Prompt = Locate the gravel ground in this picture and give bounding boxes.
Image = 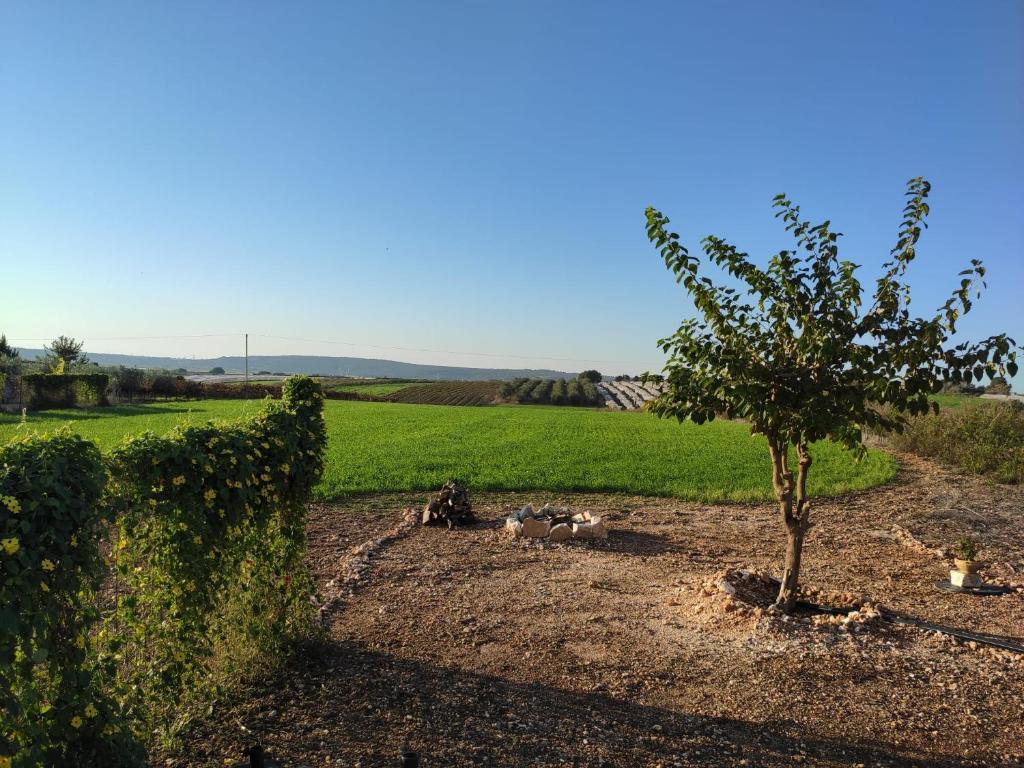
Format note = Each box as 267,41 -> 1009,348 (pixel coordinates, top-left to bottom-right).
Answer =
165,453 -> 1023,767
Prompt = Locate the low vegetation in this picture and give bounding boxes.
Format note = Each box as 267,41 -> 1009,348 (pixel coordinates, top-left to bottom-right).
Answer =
889,399 -> 1023,484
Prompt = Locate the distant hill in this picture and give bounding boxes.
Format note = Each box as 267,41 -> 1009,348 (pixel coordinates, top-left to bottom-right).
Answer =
14,349 -> 576,382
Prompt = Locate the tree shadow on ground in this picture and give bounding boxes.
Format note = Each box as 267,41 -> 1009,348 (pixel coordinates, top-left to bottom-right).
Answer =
597,529 -> 678,555
0,403 -> 197,424
173,640 -> 982,768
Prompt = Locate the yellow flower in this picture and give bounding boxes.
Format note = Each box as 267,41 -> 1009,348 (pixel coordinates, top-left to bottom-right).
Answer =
172,475 -> 186,486
230,456 -> 237,466
41,582 -> 50,592
261,442 -> 270,449
0,755 -> 11,768
84,703 -> 98,718
41,559 -> 56,572
192,535 -> 202,545
1,537 -> 19,555
70,534 -> 78,546
70,715 -> 83,728
204,489 -> 217,502
2,495 -> 20,514
76,635 -> 86,648
280,463 -> 289,474
147,499 -> 157,508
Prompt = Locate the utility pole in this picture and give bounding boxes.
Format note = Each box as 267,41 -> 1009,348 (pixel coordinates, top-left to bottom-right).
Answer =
244,333 -> 249,395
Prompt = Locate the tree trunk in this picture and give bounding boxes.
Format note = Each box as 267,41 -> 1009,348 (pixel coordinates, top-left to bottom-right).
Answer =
777,522 -> 805,612
772,441 -> 813,613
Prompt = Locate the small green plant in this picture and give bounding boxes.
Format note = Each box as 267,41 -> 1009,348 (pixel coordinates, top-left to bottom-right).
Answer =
954,537 -> 980,562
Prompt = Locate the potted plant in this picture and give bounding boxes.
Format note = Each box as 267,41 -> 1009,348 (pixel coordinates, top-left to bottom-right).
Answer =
953,537 -> 982,574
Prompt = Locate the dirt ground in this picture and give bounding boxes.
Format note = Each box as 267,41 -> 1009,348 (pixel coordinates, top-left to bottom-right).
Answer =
169,453 -> 1024,767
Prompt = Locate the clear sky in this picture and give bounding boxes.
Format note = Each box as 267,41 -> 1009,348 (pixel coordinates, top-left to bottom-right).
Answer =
2,1 -> 1021,378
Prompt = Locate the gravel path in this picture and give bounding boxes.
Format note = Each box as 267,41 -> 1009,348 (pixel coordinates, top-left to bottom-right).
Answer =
167,453 -> 1023,767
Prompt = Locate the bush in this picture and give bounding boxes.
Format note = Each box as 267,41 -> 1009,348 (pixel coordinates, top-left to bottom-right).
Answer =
888,400 -> 1024,483
22,373 -> 110,410
103,377 -> 326,742
578,370 -> 602,384
148,375 -> 201,400
987,376 -> 1012,396
208,367 -> 225,375
0,431 -> 142,766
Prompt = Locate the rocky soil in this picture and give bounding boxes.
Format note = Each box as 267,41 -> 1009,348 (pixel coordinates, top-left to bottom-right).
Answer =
166,452 -> 1023,767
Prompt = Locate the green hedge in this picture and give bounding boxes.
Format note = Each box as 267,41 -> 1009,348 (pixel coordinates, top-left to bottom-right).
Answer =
0,430 -> 141,766
21,373 -> 110,410
0,376 -> 327,764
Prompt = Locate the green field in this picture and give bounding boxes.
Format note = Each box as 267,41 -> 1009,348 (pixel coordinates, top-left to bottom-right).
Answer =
0,400 -> 897,502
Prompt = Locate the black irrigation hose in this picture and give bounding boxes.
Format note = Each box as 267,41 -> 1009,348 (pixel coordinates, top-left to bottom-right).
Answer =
878,609 -> 1024,655
795,599 -> 1024,655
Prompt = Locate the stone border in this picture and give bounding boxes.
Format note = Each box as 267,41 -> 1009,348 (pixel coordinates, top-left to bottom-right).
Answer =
505,504 -> 608,542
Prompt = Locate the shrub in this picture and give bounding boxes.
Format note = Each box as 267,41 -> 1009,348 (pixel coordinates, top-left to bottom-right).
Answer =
986,376 -> 1012,396
0,431 -> 142,766
578,370 -> 602,383
208,366 -> 226,375
103,376 -> 326,742
147,375 -> 201,400
888,400 -> 1024,483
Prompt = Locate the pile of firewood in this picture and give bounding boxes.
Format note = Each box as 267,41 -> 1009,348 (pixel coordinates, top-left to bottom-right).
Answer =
421,479 -> 474,528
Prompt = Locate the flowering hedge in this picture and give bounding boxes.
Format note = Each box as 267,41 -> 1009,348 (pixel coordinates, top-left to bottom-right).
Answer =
0,430 -> 141,767
0,376 -> 326,763
103,376 -> 326,741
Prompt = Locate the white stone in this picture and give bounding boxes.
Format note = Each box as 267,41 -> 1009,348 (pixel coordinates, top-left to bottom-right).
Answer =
505,518 -> 523,538
572,513 -> 587,524
951,570 -> 982,588
515,505 -> 533,521
521,517 -> 551,538
572,523 -> 593,539
549,523 -> 573,542
716,579 -> 736,596
572,519 -> 607,539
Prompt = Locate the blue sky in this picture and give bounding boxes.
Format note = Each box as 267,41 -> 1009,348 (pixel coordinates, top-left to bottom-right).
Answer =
2,1 -> 1021,378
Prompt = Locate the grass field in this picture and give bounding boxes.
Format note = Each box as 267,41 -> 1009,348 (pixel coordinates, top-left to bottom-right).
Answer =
0,400 -> 896,502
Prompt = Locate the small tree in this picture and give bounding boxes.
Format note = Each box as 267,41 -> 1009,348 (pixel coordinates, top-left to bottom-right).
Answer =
209,366 -> 226,375
115,366 -> 145,403
645,178 -> 1017,611
578,370 -> 602,383
0,334 -> 20,376
44,335 -> 88,370
986,376 -> 1011,396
